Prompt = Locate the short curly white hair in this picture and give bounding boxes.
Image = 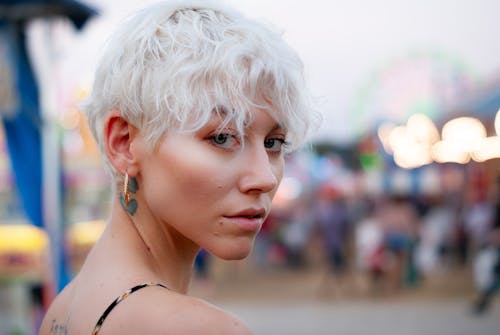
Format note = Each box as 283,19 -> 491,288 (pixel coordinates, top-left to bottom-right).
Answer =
84,0 -> 318,178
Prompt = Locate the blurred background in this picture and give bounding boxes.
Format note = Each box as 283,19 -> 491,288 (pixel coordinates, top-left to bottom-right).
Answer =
1,0 -> 500,334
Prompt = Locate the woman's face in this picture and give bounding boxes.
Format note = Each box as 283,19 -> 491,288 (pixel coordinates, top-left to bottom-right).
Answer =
133,109 -> 286,260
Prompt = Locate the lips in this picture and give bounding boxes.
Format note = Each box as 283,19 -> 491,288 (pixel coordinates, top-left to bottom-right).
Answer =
226,208 -> 266,219
223,208 -> 267,232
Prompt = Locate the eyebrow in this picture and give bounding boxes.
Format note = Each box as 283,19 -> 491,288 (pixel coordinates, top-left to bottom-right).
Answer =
244,123 -> 287,140
270,122 -> 287,133
209,106 -> 287,133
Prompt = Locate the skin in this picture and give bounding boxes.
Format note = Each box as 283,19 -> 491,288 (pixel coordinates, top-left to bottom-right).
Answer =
39,108 -> 286,335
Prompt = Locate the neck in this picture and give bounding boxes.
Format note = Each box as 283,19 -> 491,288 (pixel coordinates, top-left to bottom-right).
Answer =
107,196 -> 200,294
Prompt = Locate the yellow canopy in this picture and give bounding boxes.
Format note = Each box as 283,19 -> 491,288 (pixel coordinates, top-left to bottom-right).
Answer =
67,220 -> 106,246
0,223 -> 48,253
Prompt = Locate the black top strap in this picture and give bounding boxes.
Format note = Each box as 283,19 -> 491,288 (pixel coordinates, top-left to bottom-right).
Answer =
92,282 -> 169,335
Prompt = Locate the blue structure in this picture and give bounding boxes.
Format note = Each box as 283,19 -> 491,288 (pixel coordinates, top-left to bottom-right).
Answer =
0,0 -> 97,291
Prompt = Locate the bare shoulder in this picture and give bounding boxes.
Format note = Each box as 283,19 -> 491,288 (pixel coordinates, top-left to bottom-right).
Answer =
101,286 -> 253,335
38,281 -> 76,335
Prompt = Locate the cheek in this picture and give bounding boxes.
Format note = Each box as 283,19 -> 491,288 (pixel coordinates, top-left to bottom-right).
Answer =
169,153 -> 231,196
143,143 -> 235,213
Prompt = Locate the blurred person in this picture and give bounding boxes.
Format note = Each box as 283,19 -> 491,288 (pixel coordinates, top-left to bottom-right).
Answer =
415,195 -> 457,275
315,185 -> 350,297
252,209 -> 290,267
462,187 -> 495,260
252,210 -> 278,269
472,227 -> 500,315
39,1 -> 317,334
378,195 -> 420,293
354,199 -> 386,295
281,202 -> 314,269
472,179 -> 500,315
454,210 -> 470,266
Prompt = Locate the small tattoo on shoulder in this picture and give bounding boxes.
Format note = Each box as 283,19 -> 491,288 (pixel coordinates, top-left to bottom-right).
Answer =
50,319 -> 68,335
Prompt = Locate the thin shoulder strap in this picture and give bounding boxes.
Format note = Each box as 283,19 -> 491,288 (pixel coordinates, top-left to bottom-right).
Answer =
92,282 -> 169,335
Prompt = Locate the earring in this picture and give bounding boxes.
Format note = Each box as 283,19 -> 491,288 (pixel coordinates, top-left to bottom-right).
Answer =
120,172 -> 139,215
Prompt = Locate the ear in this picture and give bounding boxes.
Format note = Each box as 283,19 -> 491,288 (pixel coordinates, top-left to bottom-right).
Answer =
103,110 -> 140,176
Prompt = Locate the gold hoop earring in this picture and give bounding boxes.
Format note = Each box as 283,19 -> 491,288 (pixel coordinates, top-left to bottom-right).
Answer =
120,172 -> 139,215
123,173 -> 130,205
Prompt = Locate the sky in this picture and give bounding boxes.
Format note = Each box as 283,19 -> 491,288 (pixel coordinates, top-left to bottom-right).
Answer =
46,0 -> 500,144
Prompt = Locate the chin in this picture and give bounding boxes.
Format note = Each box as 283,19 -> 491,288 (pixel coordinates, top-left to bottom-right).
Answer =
224,249 -> 251,261
208,237 -> 254,260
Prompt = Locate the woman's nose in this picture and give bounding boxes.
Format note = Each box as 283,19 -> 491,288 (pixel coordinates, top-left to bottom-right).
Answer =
238,147 -> 280,194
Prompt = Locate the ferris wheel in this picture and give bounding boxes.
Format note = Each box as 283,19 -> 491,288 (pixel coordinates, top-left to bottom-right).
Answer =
351,51 -> 477,137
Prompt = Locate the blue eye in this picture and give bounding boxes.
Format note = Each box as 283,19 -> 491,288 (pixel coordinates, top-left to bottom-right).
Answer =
264,138 -> 287,153
213,133 -> 228,145
210,133 -> 240,149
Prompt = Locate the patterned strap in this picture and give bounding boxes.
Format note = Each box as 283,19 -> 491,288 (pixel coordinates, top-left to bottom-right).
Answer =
92,282 -> 169,335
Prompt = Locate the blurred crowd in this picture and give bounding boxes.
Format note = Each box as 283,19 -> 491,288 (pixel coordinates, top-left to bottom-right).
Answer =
195,162 -> 500,312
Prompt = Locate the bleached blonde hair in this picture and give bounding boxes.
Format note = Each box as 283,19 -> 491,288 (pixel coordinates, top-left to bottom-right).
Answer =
84,0 -> 318,178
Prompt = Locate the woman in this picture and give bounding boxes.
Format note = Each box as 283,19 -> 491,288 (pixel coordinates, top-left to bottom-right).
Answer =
39,1 -> 316,334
